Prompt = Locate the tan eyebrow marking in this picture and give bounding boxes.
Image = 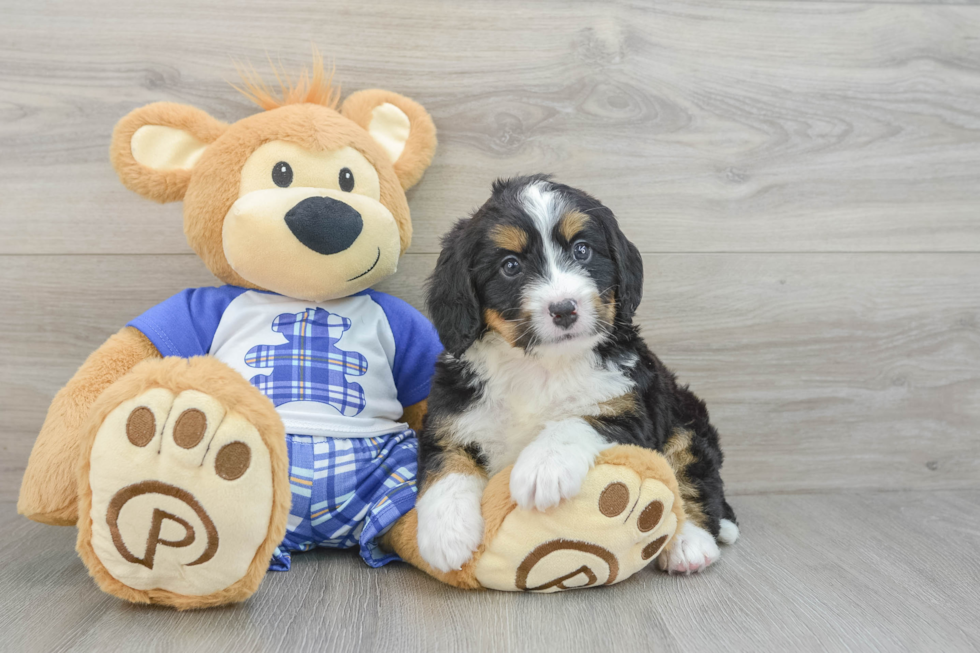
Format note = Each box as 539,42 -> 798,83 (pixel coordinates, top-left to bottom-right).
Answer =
490,225 -> 528,252
559,210 -> 590,242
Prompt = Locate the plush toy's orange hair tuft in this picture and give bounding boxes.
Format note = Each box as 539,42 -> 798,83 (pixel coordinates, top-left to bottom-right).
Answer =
231,48 -> 340,111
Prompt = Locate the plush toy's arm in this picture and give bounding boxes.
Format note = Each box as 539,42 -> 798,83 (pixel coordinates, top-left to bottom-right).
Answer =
18,326 -> 161,525
399,399 -> 427,434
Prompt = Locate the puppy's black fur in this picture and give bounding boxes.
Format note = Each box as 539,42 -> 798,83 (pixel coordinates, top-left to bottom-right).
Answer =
420,175 -> 736,539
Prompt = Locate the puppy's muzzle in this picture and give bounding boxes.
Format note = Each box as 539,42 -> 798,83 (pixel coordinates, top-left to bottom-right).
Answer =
549,299 -> 578,330
285,196 -> 363,255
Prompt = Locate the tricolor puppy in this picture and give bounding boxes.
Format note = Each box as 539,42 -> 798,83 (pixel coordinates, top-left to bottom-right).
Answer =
415,175 -> 739,575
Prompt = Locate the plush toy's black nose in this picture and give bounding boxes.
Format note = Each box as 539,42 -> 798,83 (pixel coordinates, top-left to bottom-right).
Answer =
284,196 -> 363,255
549,299 -> 578,329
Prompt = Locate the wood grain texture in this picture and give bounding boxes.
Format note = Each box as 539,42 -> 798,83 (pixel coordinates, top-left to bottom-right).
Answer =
1,1 -> 980,255
2,252 -> 977,500
2,490 -> 978,653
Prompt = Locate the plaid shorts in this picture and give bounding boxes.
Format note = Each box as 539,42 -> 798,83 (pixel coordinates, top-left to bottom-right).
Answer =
268,429 -> 418,571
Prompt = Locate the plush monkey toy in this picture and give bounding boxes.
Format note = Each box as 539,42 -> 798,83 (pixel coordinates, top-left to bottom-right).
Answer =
17,59 -> 682,609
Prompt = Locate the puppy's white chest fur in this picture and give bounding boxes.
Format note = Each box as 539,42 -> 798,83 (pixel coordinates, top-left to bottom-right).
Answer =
455,334 -> 634,474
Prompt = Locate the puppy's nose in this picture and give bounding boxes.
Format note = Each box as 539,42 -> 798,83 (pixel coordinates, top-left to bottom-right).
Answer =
284,196 -> 363,255
549,299 -> 578,329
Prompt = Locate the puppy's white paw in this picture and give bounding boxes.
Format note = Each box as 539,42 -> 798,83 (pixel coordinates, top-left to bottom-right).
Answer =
510,448 -> 590,512
718,518 -> 740,545
509,420 -> 604,511
416,473 -> 486,573
656,522 -> 720,575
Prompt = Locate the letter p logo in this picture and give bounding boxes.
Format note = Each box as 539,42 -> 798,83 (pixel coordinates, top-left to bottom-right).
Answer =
106,480 -> 219,569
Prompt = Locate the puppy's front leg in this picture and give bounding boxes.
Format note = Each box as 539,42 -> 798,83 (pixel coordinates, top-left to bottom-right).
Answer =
416,445 -> 488,573
510,418 -> 610,512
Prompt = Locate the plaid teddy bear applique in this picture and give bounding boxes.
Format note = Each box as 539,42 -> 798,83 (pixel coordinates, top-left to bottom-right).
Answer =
244,307 -> 369,416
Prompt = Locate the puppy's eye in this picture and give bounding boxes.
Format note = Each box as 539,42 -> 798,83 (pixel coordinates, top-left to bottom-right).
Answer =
339,167 -> 355,192
501,257 -> 523,278
272,161 -> 293,188
572,241 -> 592,262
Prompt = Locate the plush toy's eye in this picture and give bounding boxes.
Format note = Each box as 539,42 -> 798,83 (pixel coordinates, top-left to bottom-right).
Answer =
272,161 -> 293,188
339,167 -> 355,192
501,257 -> 523,278
572,241 -> 592,263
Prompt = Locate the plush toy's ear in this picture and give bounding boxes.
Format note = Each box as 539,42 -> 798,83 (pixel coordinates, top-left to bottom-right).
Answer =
110,102 -> 228,203
341,90 -> 437,190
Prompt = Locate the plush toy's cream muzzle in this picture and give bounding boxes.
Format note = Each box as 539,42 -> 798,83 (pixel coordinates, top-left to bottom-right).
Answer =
222,187 -> 401,301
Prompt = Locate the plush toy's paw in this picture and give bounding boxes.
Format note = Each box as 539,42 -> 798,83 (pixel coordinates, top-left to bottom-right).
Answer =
76,358 -> 288,609
656,522 -> 721,575
416,473 -> 486,572
474,446 -> 682,592
85,390 -> 273,598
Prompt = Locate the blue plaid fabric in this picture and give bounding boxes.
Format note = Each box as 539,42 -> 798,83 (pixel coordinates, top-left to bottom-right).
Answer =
269,429 -> 418,571
245,307 -> 369,416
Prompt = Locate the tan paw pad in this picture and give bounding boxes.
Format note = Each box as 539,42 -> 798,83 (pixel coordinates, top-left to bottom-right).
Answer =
87,389 -> 273,597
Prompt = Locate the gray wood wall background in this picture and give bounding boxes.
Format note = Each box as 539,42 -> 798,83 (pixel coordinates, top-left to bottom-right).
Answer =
1,1 -> 978,651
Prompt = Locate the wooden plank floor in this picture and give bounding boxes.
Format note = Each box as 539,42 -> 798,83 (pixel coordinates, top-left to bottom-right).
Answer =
1,1 -> 978,651
3,491 -> 979,653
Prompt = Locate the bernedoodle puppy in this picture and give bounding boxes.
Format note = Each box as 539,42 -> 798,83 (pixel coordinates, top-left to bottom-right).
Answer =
415,175 -> 739,575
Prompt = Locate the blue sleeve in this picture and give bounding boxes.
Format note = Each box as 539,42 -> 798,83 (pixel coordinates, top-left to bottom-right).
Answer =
127,286 -> 247,358
368,290 -> 444,407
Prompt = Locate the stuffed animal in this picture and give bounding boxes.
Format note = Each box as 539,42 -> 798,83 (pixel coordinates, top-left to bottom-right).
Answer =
17,58 -> 683,609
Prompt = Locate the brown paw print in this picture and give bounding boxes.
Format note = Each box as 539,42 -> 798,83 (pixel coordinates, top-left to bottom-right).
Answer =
85,388 -> 275,596
476,461 -> 679,592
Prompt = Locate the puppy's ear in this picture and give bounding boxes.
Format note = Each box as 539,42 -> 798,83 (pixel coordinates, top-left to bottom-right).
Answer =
426,219 -> 482,357
110,102 -> 228,203
602,213 -> 644,324
341,89 -> 437,191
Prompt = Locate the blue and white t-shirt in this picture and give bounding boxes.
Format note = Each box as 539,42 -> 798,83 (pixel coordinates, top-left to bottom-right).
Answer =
128,287 -> 442,438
